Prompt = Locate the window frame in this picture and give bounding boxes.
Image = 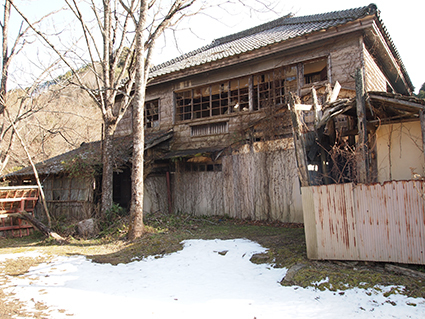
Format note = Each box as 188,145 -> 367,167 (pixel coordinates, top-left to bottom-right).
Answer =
174,57 -> 328,123
145,99 -> 160,129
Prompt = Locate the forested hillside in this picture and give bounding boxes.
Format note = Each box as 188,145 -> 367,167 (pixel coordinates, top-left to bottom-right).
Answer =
3,68 -> 103,174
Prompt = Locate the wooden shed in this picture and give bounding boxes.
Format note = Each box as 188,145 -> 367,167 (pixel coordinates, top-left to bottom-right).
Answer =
3,131 -> 173,223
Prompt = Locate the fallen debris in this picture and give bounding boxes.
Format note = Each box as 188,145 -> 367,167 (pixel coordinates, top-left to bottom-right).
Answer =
18,211 -> 67,243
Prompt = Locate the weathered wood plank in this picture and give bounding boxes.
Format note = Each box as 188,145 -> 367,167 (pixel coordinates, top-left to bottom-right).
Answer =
355,68 -> 369,183
420,110 -> 425,161
289,93 -> 309,187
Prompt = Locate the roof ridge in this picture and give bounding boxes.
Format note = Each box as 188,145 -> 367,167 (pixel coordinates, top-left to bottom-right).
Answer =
208,4 -> 377,46
151,4 -> 378,74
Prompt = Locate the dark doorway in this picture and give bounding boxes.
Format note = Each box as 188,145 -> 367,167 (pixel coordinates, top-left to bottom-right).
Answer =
113,166 -> 131,210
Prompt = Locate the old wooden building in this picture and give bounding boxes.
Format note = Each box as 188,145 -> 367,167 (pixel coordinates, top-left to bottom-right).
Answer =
5,4 -> 420,226
115,4 -> 415,222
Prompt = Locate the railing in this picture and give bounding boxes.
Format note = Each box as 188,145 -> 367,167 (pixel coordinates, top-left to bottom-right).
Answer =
0,186 -> 40,237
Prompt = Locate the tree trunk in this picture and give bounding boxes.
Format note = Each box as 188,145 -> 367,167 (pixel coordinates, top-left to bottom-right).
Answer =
101,123 -> 115,215
18,211 -> 66,242
128,0 -> 148,241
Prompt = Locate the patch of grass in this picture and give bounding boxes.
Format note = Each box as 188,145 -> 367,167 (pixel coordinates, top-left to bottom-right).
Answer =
0,256 -> 53,276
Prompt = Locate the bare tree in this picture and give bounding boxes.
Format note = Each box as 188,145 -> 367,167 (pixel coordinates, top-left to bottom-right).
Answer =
10,0 -> 282,239
1,0 -> 73,230
128,0 -> 201,239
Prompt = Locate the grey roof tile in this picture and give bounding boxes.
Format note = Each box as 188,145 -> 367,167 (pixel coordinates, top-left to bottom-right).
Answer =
149,3 -> 410,89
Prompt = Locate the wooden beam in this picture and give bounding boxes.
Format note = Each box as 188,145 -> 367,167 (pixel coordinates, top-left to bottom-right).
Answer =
329,81 -> 341,103
295,104 -> 312,111
419,110 -> 425,161
355,68 -> 369,184
289,93 -> 309,187
316,99 -> 354,129
312,87 -> 329,185
369,95 -> 425,110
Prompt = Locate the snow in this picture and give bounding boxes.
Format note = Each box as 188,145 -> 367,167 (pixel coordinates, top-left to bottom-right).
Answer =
3,239 -> 425,318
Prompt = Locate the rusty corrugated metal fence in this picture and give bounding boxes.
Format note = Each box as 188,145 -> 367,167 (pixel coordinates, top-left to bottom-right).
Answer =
301,181 -> 425,265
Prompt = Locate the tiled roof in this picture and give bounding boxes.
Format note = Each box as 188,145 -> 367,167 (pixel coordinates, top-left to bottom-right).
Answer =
149,4 -> 412,90
4,130 -> 173,178
150,4 -> 378,78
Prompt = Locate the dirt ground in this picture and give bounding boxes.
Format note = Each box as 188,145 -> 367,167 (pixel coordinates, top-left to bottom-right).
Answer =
1,213 -> 424,317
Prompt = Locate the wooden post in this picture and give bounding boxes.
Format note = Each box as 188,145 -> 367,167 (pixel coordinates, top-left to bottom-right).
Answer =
289,93 -> 309,187
355,68 -> 369,184
312,87 -> 329,185
419,110 -> 425,161
166,171 -> 172,215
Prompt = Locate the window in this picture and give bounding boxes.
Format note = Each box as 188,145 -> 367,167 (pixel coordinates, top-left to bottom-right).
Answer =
191,122 -> 228,136
183,162 -> 222,172
304,58 -> 327,85
230,77 -> 250,111
145,99 -> 159,128
252,66 -> 297,110
175,58 -> 327,122
175,77 -> 251,121
211,83 -> 229,116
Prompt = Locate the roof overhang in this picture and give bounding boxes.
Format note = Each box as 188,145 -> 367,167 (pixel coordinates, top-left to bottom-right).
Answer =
363,21 -> 413,95
147,16 -> 376,87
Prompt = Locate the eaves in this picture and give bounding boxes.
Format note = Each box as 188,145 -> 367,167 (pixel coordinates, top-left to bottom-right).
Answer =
147,16 -> 376,87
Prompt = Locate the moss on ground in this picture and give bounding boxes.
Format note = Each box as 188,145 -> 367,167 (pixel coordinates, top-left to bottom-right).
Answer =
1,212 -> 424,300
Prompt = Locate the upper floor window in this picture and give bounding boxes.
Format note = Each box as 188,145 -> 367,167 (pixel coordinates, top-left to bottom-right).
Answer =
304,58 -> 328,85
145,99 -> 159,128
175,58 -> 328,122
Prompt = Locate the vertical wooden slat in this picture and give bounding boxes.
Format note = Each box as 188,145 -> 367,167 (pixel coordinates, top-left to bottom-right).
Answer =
289,93 -> 309,187
355,68 -> 369,183
419,110 -> 425,161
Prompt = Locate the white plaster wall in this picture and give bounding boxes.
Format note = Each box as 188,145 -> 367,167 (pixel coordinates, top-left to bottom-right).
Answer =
376,121 -> 425,182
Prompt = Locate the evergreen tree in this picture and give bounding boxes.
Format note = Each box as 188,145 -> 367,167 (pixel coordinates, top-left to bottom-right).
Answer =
417,82 -> 425,99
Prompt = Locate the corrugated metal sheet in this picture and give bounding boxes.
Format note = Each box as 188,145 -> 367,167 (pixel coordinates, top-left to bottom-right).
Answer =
304,181 -> 425,265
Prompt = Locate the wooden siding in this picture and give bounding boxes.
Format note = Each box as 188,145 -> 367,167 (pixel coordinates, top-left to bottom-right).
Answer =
329,35 -> 362,89
143,176 -> 168,214
302,181 -> 425,265
364,45 -> 386,91
170,141 -> 303,222
35,176 -> 94,222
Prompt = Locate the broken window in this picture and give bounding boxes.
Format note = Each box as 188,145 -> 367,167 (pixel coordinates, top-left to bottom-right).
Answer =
145,99 -> 159,128
176,90 -> 192,121
304,58 -> 328,85
211,83 -> 229,116
175,58 -> 327,122
253,71 -> 273,110
230,77 -> 250,112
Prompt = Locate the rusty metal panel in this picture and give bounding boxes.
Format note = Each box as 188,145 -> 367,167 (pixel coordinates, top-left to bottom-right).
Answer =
306,180 -> 425,265
312,183 -> 359,260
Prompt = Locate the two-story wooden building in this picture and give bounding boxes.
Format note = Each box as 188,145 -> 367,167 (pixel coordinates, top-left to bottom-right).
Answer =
6,4 -> 420,224
115,3 -> 414,223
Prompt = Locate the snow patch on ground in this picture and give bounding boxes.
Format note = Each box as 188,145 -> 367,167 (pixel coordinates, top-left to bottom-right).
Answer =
3,239 -> 425,318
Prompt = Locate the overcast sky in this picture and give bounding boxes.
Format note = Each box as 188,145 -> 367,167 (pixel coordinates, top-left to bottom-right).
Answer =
9,0 -> 424,93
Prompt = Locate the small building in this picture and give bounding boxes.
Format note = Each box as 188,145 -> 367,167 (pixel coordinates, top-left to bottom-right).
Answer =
4,131 -> 172,222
